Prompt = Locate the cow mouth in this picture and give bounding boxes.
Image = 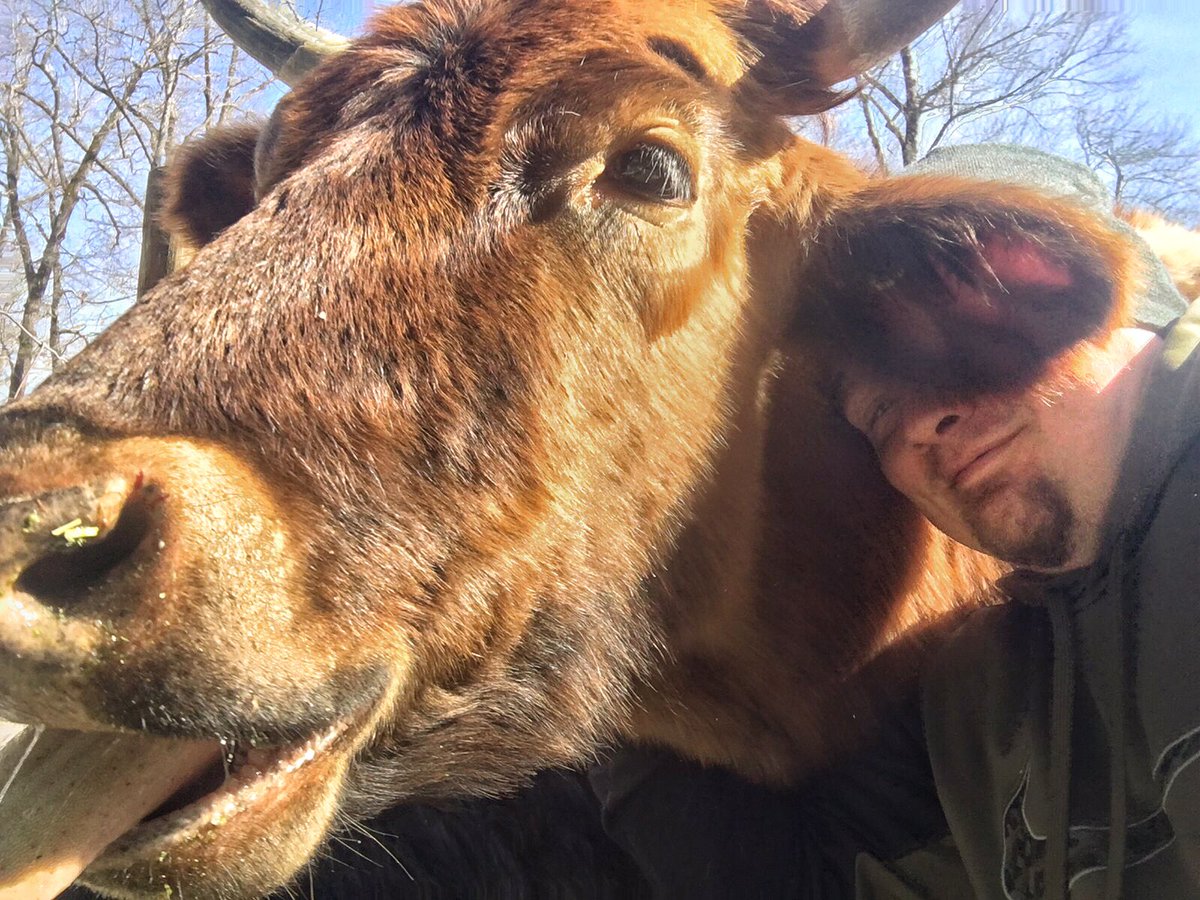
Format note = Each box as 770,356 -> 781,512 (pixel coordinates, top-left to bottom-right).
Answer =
99,721 -> 347,859
0,716 -> 358,899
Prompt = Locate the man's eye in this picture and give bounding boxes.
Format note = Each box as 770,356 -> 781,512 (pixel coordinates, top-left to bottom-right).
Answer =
868,399 -> 894,433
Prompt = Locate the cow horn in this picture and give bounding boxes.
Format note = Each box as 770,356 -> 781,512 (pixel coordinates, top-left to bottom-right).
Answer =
200,0 -> 350,86
808,0 -> 960,85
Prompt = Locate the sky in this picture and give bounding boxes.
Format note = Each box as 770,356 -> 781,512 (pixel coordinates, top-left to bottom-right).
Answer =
1125,10 -> 1199,117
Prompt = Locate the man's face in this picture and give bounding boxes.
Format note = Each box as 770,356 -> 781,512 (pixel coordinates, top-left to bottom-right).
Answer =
839,359 -> 1134,572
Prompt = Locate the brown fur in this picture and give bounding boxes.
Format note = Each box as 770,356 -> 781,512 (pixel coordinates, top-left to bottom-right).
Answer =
0,1 -> 1136,897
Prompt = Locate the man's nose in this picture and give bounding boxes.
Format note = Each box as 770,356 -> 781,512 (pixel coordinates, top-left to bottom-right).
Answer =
900,400 -> 972,446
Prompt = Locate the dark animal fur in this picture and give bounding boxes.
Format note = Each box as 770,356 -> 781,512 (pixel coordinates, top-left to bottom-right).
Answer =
160,124 -> 261,249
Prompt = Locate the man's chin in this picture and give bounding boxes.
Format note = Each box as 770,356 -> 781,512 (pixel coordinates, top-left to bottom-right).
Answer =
965,477 -> 1076,570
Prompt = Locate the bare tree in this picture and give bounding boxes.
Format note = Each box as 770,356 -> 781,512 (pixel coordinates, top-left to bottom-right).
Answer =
1075,108 -> 1200,225
824,1 -> 1200,229
0,0 -> 272,399
839,2 -> 1135,170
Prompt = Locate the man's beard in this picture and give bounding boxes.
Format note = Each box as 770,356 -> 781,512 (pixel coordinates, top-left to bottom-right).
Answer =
961,474 -> 1076,570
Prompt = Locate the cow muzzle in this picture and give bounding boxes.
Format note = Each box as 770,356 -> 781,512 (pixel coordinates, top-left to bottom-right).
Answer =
0,430 -> 373,899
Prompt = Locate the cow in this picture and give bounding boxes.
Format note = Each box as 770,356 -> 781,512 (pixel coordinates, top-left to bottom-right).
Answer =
0,0 -> 1137,897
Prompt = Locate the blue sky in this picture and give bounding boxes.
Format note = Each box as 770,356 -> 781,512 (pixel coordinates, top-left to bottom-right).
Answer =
1126,10 -> 1199,121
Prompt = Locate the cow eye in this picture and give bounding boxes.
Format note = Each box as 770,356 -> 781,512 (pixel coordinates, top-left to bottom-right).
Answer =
606,142 -> 694,205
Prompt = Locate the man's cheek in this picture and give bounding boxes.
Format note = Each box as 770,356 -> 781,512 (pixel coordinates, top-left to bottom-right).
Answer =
880,455 -> 921,499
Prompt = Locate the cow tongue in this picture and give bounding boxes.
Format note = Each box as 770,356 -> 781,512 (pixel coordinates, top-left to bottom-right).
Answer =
0,726 -> 220,900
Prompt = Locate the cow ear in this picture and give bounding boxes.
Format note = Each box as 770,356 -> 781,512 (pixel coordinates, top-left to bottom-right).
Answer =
730,0 -> 958,113
161,123 -> 262,250
796,176 -> 1139,393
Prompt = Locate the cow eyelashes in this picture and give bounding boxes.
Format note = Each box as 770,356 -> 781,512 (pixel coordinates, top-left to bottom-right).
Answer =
604,142 -> 694,206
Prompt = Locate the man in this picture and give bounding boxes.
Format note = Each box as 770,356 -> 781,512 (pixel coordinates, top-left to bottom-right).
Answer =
837,284 -> 1195,900
828,146 -> 1199,900
592,146 -> 1198,898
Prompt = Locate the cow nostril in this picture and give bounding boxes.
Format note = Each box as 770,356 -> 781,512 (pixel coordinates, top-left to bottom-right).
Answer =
14,491 -> 154,609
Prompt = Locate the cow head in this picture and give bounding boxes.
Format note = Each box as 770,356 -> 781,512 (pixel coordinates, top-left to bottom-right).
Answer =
0,1 -> 1135,898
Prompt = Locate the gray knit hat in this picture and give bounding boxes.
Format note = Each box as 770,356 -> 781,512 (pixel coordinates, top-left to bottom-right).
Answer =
905,144 -> 1187,331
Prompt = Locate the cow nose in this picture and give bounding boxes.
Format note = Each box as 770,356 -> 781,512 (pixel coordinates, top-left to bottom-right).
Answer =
0,434 -> 313,734
0,477 -> 147,727
2,481 -> 153,614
